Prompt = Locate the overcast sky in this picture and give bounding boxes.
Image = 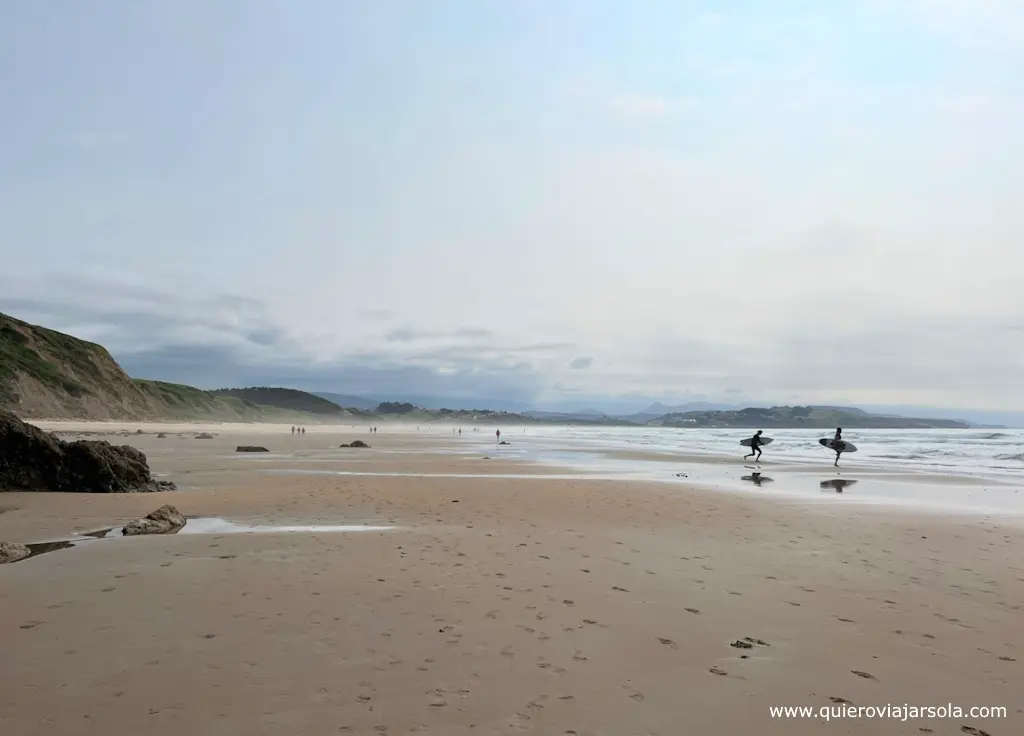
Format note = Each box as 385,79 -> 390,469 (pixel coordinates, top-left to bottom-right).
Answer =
2,1 -> 1023,412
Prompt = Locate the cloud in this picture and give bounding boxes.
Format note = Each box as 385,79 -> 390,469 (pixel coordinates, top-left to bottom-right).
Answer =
567,85 -> 698,120
570,356 -> 593,369
357,309 -> 395,321
385,328 -> 417,342
896,0 -> 1024,49
385,327 -> 494,343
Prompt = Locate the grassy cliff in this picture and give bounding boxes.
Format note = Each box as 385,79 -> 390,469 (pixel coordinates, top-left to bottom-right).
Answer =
0,312 -> 327,421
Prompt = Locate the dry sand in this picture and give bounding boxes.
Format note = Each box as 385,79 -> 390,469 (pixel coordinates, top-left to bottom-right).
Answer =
1,423 -> 1022,735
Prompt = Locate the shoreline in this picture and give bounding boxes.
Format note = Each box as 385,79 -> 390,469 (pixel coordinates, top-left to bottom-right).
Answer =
24,419 -> 1024,520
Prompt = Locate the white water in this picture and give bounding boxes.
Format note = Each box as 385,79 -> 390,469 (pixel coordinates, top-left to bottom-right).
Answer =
473,426 -> 1024,480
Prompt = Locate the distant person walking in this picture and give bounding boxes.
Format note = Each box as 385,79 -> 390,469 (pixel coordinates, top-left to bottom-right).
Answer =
291,426 -> 295,436
744,430 -> 765,462
496,429 -> 501,444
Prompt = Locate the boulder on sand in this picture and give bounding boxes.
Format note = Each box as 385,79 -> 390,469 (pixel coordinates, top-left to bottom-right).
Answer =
122,504 -> 187,536
0,410 -> 176,493
339,440 -> 370,448
195,432 -> 215,440
236,446 -> 269,452
0,541 -> 31,564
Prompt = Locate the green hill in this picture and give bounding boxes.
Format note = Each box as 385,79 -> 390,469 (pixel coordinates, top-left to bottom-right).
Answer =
211,387 -> 347,415
0,311 -> 325,421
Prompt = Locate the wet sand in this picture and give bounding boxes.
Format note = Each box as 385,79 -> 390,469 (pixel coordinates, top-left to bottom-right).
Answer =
1,423 -> 1022,735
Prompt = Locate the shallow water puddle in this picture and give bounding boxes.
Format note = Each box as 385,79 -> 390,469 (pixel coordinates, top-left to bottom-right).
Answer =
25,540 -> 76,559
5,518 -> 398,563
176,518 -> 396,535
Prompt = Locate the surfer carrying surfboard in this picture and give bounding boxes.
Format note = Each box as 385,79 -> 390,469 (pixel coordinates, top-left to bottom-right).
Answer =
743,430 -> 765,462
832,427 -> 843,466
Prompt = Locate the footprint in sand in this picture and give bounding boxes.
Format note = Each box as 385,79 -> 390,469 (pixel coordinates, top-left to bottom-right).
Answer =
658,637 -> 679,649
685,608 -> 701,615
851,670 -> 878,681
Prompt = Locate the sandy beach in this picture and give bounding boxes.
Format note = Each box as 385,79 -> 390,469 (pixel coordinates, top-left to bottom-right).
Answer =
1,423 -> 1022,735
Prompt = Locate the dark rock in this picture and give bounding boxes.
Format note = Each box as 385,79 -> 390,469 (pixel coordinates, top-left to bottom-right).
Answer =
236,446 -> 269,453
156,433 -> 167,439
195,432 -> 215,440
339,440 -> 370,448
0,410 -> 176,493
499,440 -> 510,445
122,504 -> 186,536
0,541 -> 31,564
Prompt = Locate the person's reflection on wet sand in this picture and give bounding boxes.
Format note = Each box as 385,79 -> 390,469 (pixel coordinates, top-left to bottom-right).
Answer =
820,478 -> 859,492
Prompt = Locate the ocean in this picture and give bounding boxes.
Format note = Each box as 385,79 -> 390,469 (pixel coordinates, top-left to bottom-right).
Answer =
454,425 -> 1024,516
496,426 -> 1024,479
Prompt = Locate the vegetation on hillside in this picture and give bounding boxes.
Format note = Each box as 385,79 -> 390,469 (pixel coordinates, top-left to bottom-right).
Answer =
651,405 -> 970,429
0,310 -> 338,421
0,313 -> 113,402
212,387 -> 346,415
376,401 -> 417,414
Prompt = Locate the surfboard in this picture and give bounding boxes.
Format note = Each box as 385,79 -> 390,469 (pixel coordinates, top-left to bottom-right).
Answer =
819,438 -> 857,453
740,437 -> 774,447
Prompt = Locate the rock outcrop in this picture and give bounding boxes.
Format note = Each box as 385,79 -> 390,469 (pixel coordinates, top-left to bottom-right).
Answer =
195,432 -> 215,439
122,504 -> 186,536
0,541 -> 31,564
339,440 -> 370,448
0,410 -> 176,493
236,445 -> 269,452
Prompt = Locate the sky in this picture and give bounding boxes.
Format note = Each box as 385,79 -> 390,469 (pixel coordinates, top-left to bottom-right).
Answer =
2,0 -> 1023,414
